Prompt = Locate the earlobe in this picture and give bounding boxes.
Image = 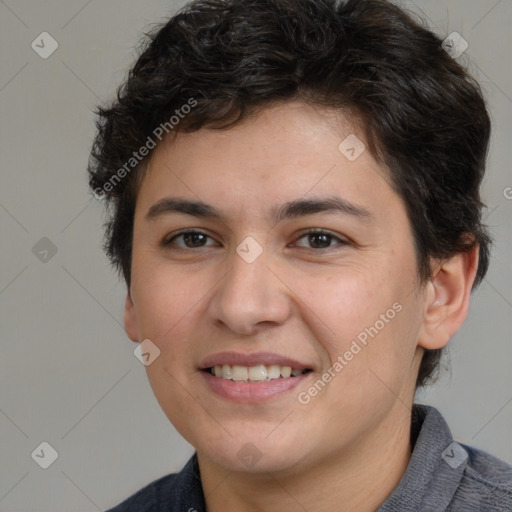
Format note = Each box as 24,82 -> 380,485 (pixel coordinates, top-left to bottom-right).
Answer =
418,244 -> 480,350
124,292 -> 140,343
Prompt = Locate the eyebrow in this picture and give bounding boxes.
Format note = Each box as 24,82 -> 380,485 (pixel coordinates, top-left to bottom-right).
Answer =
145,196 -> 374,224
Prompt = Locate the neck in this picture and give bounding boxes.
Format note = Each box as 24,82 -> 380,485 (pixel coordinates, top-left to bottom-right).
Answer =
198,401 -> 413,512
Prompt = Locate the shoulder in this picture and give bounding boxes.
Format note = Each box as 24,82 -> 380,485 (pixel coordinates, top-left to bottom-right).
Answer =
380,405 -> 511,512
449,443 -> 512,511
104,472 -> 179,512
104,454 -> 205,512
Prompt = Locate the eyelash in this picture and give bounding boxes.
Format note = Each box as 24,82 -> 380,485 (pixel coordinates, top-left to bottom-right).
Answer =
162,229 -> 348,252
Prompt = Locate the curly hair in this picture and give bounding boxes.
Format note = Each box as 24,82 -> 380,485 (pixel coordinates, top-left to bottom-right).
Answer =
88,0 -> 492,388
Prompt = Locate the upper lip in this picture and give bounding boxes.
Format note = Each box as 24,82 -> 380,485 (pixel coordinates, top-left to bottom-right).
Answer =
199,351 -> 312,371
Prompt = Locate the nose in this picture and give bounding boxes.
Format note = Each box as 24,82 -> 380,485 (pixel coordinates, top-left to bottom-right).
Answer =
208,245 -> 292,336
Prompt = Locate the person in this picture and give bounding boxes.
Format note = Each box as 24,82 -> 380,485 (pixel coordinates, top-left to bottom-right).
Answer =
88,0 -> 512,510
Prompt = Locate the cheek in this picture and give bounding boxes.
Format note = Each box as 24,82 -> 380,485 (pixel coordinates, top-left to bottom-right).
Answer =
302,267 -> 398,355
130,256 -> 203,340
130,260 -> 209,434
296,260 -> 421,393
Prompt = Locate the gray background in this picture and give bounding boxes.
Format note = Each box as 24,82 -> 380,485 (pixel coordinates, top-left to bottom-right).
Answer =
0,0 -> 510,510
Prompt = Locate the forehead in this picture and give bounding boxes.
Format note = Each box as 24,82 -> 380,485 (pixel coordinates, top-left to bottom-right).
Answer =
135,101 -> 400,222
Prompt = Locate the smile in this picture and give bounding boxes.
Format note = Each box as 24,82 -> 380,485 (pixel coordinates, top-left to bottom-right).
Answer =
208,364 -> 311,382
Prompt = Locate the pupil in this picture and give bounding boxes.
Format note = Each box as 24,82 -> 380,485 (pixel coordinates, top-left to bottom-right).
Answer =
309,234 -> 330,248
185,233 -> 205,247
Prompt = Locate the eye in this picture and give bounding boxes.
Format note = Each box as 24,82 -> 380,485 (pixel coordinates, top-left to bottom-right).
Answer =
293,229 -> 348,250
162,230 -> 219,249
162,229 -> 347,252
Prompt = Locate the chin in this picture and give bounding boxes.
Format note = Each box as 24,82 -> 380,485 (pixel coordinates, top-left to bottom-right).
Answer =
195,430 -> 314,475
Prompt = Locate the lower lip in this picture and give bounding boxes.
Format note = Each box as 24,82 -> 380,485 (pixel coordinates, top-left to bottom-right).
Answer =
200,370 -> 311,403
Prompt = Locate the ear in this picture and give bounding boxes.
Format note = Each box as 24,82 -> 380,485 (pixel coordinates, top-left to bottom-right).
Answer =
418,244 -> 480,350
124,291 -> 140,343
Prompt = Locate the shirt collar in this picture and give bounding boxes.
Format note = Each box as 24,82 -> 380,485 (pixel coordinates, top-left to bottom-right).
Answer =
377,404 -> 468,511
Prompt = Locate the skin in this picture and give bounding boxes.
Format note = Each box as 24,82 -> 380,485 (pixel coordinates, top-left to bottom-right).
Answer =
124,101 -> 479,511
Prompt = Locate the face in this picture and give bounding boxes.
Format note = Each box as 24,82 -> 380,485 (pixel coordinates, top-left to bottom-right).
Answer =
125,102 -> 429,474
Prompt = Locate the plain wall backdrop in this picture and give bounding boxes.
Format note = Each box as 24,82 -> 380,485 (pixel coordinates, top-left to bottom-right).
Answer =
0,0 -> 511,510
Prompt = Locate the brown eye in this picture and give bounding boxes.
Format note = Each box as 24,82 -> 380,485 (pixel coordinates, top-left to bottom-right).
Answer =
294,229 -> 347,250
163,230 -> 218,249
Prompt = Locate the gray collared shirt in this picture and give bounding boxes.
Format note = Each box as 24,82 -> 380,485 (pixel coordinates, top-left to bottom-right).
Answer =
105,405 -> 512,511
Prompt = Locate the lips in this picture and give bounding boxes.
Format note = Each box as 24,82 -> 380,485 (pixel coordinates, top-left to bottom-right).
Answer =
198,351 -> 314,402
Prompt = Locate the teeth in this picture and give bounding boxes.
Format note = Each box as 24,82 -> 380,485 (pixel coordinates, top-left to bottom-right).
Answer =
210,364 -> 307,382
231,365 -> 248,381
248,365 -> 267,381
280,366 -> 292,378
267,365 -> 281,379
222,364 -> 232,379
